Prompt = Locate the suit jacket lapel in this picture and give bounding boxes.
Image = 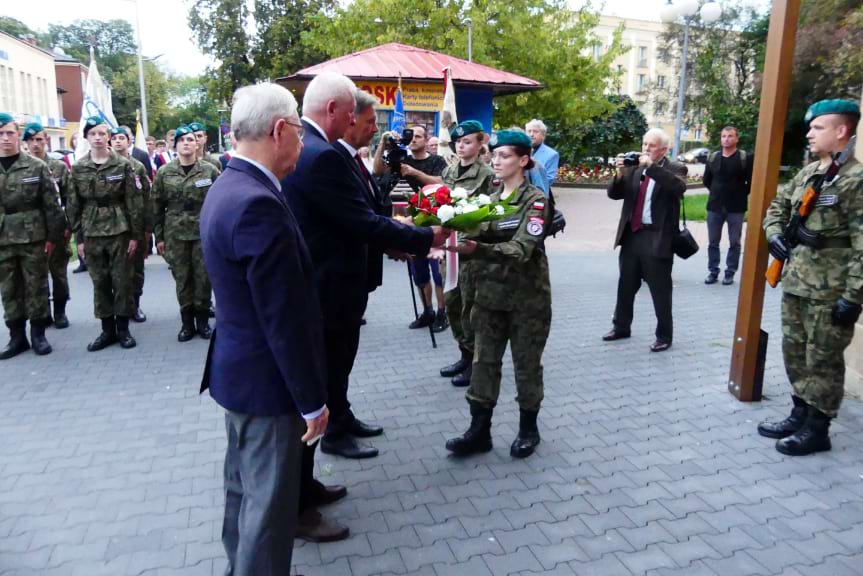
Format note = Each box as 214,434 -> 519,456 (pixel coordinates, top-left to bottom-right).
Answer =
336,142 -> 378,208
227,157 -> 288,209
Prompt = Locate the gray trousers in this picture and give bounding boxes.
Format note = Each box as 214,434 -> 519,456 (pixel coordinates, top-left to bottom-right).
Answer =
221,410 -> 304,576
707,209 -> 745,275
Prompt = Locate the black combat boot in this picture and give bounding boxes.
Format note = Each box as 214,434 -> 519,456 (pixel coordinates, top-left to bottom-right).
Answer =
178,308 -> 196,342
757,396 -> 808,439
776,408 -> 832,456
195,309 -> 212,340
132,296 -> 147,323
115,316 -> 136,349
451,363 -> 472,387
87,317 -> 118,352
440,349 -> 472,378
445,402 -> 493,455
53,299 -> 69,329
29,319 -> 53,356
510,409 -> 541,458
0,319 -> 30,360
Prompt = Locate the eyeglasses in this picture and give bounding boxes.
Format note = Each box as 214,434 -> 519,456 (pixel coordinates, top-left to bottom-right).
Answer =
271,119 -> 304,139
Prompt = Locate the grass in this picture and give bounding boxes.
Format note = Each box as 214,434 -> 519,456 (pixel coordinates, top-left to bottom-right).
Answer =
683,193 -> 708,222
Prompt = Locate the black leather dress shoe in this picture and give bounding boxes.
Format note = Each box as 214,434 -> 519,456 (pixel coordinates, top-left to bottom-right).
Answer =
320,434 -> 379,459
307,479 -> 347,507
348,418 -> 383,438
602,329 -> 631,341
650,340 -> 672,352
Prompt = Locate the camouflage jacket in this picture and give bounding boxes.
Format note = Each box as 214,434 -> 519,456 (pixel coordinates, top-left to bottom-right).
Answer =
201,153 -> 222,174
126,155 -> 153,236
463,180 -> 552,312
0,153 -> 65,246
442,160 -> 495,196
152,159 -> 218,242
67,151 -> 143,239
764,156 -> 863,302
40,155 -> 70,208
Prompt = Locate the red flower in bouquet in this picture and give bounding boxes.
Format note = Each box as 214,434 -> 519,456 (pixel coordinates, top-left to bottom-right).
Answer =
409,193 -> 419,208
419,196 -> 432,212
435,187 -> 451,206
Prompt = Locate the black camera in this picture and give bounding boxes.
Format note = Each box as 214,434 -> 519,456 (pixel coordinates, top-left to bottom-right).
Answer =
383,129 -> 415,173
622,152 -> 641,167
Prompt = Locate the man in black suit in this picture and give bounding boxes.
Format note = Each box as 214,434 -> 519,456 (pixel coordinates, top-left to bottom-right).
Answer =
283,72 -> 447,540
603,129 -> 688,352
200,82 -> 329,576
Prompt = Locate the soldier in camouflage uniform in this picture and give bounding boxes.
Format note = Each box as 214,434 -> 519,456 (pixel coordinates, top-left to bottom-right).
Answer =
152,125 -> 217,341
759,99 -> 863,456
445,130 -> 552,458
188,122 -> 222,173
439,120 -> 495,387
67,116 -> 143,351
22,122 -> 72,329
110,127 -> 151,323
0,114 -> 65,358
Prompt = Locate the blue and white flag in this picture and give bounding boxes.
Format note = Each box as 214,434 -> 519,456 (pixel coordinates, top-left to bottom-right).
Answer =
390,76 -> 406,134
75,46 -> 118,157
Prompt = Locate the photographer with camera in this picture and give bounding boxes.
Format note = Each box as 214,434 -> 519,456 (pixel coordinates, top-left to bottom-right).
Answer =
374,125 -> 449,331
602,129 -> 688,353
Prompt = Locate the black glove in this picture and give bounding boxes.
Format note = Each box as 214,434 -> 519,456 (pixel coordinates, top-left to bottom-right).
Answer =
832,298 -> 862,327
767,234 -> 789,261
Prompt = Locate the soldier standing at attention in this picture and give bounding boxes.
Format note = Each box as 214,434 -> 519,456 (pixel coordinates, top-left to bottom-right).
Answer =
67,116 -> 143,351
22,122 -> 72,329
439,120 -> 495,387
0,113 -> 66,358
152,125 -> 217,341
444,130 -> 552,458
110,127 -> 152,323
188,122 -> 222,172
759,99 -> 862,456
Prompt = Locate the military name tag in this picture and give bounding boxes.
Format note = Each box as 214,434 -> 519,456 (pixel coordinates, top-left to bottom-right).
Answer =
106,174 -> 124,182
497,216 -> 520,230
816,195 -> 838,207
20,176 -> 40,184
527,217 -> 545,236
195,178 -> 213,188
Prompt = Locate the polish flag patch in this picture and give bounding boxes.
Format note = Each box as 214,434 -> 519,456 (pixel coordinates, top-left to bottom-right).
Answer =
532,201 -> 545,211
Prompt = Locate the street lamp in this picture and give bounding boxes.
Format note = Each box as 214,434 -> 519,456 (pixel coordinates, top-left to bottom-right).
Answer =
120,0 -> 149,137
465,17 -> 473,62
660,0 -> 722,160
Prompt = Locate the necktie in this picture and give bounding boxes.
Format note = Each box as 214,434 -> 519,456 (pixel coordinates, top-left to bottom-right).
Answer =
355,153 -> 373,193
630,172 -> 650,232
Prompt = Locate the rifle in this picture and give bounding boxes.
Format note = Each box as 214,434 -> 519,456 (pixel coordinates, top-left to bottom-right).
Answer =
766,136 -> 857,288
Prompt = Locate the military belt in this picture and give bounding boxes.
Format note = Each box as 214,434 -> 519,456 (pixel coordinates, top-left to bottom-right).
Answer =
1,202 -> 40,215
819,237 -> 852,249
168,200 -> 202,212
87,197 -> 115,208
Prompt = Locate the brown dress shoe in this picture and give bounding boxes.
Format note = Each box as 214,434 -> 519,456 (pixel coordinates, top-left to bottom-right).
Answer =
307,479 -> 347,507
295,509 -> 350,542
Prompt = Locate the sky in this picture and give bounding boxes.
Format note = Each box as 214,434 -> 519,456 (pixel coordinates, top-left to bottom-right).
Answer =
9,0 -> 771,78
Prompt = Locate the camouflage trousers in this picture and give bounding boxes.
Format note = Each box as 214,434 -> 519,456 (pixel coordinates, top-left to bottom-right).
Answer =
466,302 -> 551,411
48,238 -> 71,304
444,261 -> 476,354
85,234 -> 134,319
782,292 -> 854,417
132,238 -> 146,299
164,239 -> 212,311
0,242 -> 50,322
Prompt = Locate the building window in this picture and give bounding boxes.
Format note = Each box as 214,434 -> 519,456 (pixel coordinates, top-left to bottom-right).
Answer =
655,102 -> 665,115
0,66 -> 6,110
637,74 -> 646,92
592,43 -> 602,61
657,75 -> 666,89
638,46 -> 648,68
694,129 -> 702,141
617,64 -> 624,74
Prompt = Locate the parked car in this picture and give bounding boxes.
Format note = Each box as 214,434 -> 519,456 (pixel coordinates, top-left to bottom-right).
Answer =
677,147 -> 710,164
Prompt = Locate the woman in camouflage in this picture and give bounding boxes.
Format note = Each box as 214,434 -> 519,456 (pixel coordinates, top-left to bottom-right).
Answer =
444,130 -> 553,459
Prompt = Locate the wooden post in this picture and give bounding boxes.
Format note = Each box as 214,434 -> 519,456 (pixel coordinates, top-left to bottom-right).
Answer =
728,0 -> 801,401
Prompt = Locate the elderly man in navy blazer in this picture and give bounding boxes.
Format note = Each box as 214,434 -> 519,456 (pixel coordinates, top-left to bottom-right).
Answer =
200,82 -> 328,576
283,72 -> 448,540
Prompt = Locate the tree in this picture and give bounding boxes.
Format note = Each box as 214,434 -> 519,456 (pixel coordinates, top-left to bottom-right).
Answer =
570,95 -> 648,163
111,60 -> 173,134
252,0 -> 334,79
303,0 -> 627,156
47,19 -> 138,83
157,77 -> 222,149
657,2 -> 766,153
0,16 -> 51,45
187,0 -> 255,104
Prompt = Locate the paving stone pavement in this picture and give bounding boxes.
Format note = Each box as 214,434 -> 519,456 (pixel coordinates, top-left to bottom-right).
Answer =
2,200 -> 863,575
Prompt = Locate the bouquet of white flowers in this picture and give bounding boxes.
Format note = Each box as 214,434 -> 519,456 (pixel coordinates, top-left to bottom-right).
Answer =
409,185 -> 517,233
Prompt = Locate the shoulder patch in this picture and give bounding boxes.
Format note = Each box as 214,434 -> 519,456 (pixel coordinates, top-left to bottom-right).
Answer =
135,175 -> 142,190
532,201 -> 545,211
527,217 -> 545,237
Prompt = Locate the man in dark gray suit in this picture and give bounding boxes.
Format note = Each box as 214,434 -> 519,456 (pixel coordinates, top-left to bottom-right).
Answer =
200,82 -> 329,576
602,129 -> 688,352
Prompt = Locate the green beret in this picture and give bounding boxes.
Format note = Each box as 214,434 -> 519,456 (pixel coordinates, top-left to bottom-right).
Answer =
22,122 -> 45,141
188,122 -> 206,132
488,129 -> 532,151
450,120 -> 484,141
83,116 -> 107,138
0,112 -> 15,127
173,125 -> 194,148
110,127 -> 129,138
804,99 -> 861,124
